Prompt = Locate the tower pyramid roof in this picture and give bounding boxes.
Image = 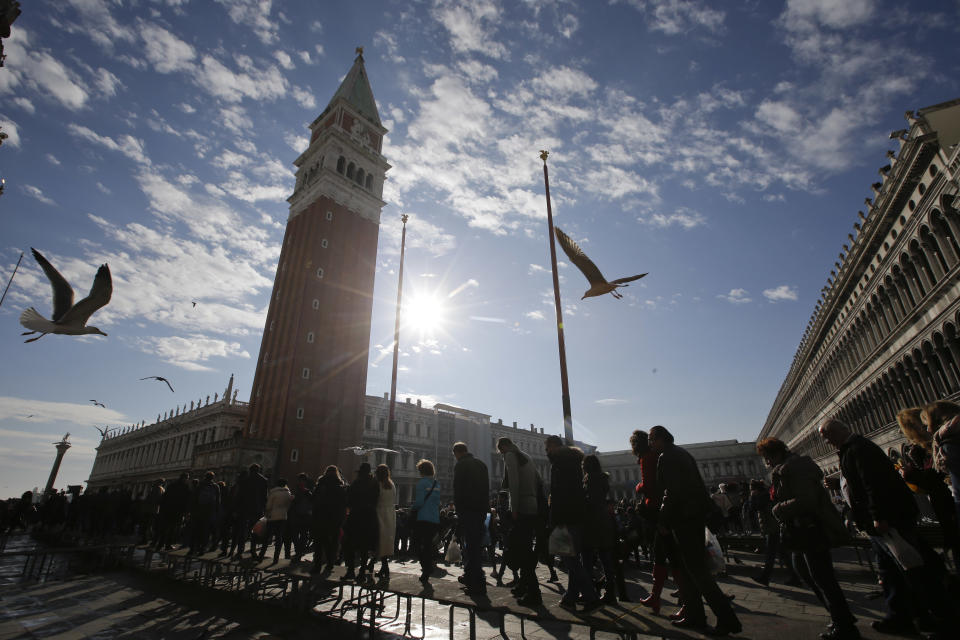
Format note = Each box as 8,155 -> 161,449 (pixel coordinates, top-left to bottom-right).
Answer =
322,48 -> 381,126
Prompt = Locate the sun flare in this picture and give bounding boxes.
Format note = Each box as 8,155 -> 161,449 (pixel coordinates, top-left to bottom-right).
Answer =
403,292 -> 446,333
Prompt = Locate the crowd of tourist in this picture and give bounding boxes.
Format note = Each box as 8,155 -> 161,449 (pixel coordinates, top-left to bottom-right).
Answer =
4,398 -> 960,639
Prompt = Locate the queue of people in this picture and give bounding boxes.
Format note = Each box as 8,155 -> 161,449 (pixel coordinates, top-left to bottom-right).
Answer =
8,408 -> 960,640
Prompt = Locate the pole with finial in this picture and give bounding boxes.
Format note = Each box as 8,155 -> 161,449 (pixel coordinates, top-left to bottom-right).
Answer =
0,251 -> 23,310
540,151 -> 574,445
386,214 -> 409,460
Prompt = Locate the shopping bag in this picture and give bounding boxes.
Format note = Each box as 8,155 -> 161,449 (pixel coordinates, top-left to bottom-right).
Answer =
877,528 -> 924,571
705,526 -> 725,575
251,516 -> 267,539
445,540 -> 462,563
548,525 -> 575,557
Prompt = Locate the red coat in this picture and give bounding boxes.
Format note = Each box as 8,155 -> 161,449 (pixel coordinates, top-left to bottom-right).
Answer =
635,451 -> 660,508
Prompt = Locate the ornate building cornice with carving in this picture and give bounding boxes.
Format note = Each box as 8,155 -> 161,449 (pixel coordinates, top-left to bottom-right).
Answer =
760,98 -> 960,475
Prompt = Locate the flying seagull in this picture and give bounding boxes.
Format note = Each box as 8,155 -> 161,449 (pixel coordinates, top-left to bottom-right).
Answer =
554,227 -> 647,300
191,300 -> 197,308
341,446 -> 400,456
89,399 -> 105,408
140,376 -> 175,393
19,248 -> 112,343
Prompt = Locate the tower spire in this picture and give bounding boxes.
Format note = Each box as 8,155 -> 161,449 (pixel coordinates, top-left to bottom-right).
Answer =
321,46 -> 381,125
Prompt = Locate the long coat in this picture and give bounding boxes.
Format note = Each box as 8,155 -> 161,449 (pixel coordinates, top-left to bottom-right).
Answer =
376,484 -> 397,558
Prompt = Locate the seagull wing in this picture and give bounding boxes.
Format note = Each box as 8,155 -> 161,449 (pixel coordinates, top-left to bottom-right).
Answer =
554,227 -> 607,285
59,264 -> 112,327
160,377 -> 174,393
610,273 -> 648,285
31,248 -> 74,321
368,447 -> 399,454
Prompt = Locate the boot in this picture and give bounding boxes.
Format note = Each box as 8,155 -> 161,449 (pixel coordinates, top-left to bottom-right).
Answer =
639,564 -> 668,614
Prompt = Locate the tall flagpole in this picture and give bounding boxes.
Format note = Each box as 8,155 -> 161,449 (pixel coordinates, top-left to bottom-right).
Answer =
540,151 -> 574,444
386,214 -> 409,462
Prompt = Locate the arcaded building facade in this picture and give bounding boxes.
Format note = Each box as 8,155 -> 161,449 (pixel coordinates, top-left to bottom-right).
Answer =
760,99 -> 960,475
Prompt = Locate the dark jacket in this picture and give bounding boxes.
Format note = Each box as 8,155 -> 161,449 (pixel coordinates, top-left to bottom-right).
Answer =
161,478 -> 191,517
345,474 -> 379,544
771,452 -> 848,548
240,471 -> 269,518
311,474 -> 347,527
583,471 -> 616,549
839,434 -> 917,533
454,453 -> 490,514
656,443 -> 711,529
548,445 -> 586,527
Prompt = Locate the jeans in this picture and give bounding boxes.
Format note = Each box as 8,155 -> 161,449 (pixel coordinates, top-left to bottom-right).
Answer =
560,524 -> 598,604
459,511 -> 486,588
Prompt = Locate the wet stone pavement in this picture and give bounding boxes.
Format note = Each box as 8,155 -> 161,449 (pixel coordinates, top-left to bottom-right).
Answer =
0,532 -> 906,639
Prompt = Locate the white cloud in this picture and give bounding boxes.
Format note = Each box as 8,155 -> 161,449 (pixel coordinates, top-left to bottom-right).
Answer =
21,185 -> 56,205
292,86 -> 317,109
133,335 -> 251,371
284,132 -> 309,153
93,67 -> 122,96
528,264 -> 548,275
178,102 -> 196,114
213,149 -> 249,169
594,398 -> 628,406
763,285 -> 799,302
642,208 -> 706,229
193,55 -> 288,102
298,51 -> 313,64
781,0 -> 875,30
432,0 -> 509,59
0,396 -> 127,424
12,97 -> 35,114
273,50 -> 294,69
219,105 -> 254,135
95,182 -> 111,194
45,154 -> 60,165
0,29 -> 90,110
215,0 -> 279,45
139,22 -> 197,73
719,288 -> 751,304
66,124 -> 150,166
525,310 -> 545,320
620,0 -> 726,35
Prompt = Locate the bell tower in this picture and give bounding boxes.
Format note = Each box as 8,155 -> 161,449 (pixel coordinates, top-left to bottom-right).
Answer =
245,48 -> 389,478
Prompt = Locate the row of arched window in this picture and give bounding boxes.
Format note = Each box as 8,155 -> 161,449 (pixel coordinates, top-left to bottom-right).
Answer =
336,155 -> 374,190
783,196 -> 960,459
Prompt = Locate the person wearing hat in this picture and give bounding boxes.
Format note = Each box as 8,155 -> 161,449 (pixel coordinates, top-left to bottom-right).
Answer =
342,462 -> 380,581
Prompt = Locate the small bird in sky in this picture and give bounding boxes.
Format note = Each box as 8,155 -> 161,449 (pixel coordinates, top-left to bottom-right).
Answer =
89,399 -> 105,408
24,414 -> 34,419
554,227 -> 647,299
341,446 -> 400,456
191,300 -> 197,308
140,376 -> 175,393
19,248 -> 112,343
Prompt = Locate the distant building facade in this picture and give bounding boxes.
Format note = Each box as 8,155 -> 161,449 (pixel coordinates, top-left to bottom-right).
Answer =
760,99 -> 960,476
85,376 -> 276,494
597,439 -> 765,500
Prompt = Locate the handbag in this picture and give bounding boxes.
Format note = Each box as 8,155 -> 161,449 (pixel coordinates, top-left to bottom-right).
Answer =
250,516 -> 267,539
410,480 -> 437,521
548,524 -> 575,556
705,526 -> 725,575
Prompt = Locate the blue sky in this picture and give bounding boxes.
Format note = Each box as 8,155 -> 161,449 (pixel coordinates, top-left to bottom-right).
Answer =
1,0 -> 958,496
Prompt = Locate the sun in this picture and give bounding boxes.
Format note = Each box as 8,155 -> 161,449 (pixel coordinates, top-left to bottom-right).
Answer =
403,292 -> 446,334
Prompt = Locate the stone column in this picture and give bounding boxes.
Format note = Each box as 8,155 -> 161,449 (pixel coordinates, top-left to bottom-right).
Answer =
44,434 -> 72,496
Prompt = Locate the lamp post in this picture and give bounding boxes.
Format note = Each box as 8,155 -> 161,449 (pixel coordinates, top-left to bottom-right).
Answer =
386,214 -> 409,462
